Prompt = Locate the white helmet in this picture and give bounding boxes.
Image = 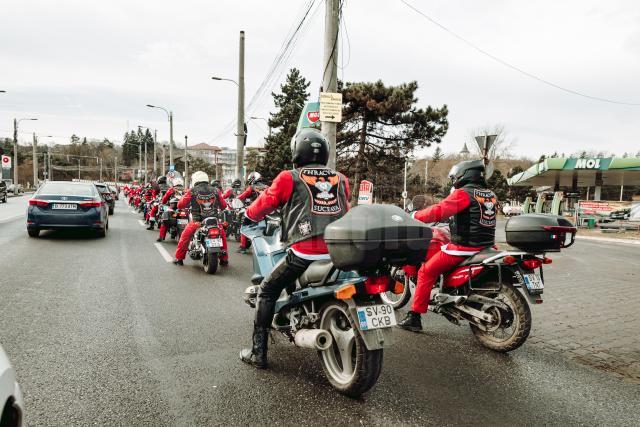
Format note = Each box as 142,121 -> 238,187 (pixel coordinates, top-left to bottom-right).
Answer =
191,171 -> 209,187
172,177 -> 184,188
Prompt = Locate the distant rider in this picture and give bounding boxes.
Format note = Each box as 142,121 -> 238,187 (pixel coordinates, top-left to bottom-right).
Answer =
398,160 -> 497,332
156,178 -> 184,242
237,172 -> 267,254
240,129 -> 350,369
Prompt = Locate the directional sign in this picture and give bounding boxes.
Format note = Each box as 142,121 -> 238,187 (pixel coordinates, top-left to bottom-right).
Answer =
319,92 -> 342,123
358,180 -> 373,205
1,155 -> 11,169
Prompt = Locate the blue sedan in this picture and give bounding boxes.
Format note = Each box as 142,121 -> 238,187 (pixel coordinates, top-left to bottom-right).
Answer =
27,181 -> 109,238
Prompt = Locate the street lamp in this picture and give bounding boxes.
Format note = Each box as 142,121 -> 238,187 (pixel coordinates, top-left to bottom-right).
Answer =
13,118 -> 37,187
250,116 -> 271,138
146,104 -> 174,168
212,75 -> 244,182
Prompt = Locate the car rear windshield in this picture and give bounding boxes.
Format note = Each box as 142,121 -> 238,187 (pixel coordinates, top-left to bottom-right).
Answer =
95,184 -> 110,193
39,182 -> 95,197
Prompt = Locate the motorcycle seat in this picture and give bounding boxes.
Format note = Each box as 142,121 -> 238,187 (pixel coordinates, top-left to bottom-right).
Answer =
202,217 -> 218,226
458,248 -> 502,266
298,260 -> 336,288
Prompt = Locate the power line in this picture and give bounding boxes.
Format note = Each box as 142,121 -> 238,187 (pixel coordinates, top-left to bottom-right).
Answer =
399,0 -> 640,106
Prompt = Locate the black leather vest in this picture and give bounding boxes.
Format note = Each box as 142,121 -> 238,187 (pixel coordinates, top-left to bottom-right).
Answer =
450,184 -> 497,247
281,166 -> 349,246
189,182 -> 221,222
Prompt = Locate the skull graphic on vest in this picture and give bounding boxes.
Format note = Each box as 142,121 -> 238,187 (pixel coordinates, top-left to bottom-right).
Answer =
473,189 -> 497,228
299,168 -> 344,215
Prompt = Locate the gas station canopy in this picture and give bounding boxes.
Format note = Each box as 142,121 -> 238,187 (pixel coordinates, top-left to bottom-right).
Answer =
508,157 -> 640,188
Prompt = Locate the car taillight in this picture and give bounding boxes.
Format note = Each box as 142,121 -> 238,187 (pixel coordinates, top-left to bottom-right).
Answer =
29,199 -> 49,206
364,276 -> 390,295
208,228 -> 220,238
80,201 -> 102,208
522,258 -> 543,270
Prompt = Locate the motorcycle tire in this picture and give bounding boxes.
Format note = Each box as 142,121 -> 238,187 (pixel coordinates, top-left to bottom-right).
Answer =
203,251 -> 219,275
469,282 -> 532,353
380,266 -> 412,310
317,300 -> 383,398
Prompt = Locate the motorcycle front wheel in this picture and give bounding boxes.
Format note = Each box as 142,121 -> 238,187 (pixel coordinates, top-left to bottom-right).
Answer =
380,266 -> 412,310
318,301 -> 383,398
469,282 -> 532,353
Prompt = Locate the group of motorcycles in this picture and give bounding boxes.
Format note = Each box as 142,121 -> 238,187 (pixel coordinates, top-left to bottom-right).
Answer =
124,186 -> 247,275
125,186 -> 577,399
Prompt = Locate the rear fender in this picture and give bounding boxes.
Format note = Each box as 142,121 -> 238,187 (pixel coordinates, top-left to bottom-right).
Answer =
344,298 -> 394,350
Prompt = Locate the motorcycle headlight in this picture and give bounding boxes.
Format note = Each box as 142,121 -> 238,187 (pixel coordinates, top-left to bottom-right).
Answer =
243,285 -> 259,308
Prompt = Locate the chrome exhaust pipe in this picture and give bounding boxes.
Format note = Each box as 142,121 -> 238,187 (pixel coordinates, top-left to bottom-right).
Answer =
294,329 -> 333,351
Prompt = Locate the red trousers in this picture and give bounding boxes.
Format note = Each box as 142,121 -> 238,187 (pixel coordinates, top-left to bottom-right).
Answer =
240,234 -> 251,250
158,224 -> 168,239
147,204 -> 158,221
175,221 -> 229,262
411,246 -> 465,314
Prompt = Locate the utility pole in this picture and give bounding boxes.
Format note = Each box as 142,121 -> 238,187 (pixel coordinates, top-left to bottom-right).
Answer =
236,30 -> 246,182
169,112 -> 174,167
321,0 -> 339,169
138,142 -> 142,182
78,159 -> 81,180
32,132 -> 37,188
153,129 -> 157,178
13,119 -> 18,186
184,135 -> 189,188
160,144 -> 166,176
114,155 -> 118,182
47,146 -> 52,180
99,158 -> 103,181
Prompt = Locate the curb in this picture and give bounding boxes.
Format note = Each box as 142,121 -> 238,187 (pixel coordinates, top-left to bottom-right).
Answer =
576,235 -> 640,246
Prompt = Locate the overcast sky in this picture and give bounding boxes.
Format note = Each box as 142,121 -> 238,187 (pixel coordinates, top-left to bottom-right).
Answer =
1,0 -> 639,159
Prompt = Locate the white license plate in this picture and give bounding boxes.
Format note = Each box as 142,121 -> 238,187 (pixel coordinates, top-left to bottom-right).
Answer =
206,238 -> 223,248
523,273 -> 544,291
177,219 -> 188,225
357,304 -> 397,331
52,203 -> 77,210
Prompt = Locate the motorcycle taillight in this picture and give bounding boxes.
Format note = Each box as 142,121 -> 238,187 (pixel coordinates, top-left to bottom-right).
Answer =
208,228 -> 220,238
364,276 -> 391,295
522,258 -> 543,270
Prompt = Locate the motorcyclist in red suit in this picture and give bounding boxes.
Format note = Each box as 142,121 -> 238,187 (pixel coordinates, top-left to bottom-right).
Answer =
173,171 -> 229,266
398,160 -> 497,331
146,177 -> 170,230
237,172 -> 267,254
240,129 -> 350,369
156,178 -> 184,242
222,179 -> 242,200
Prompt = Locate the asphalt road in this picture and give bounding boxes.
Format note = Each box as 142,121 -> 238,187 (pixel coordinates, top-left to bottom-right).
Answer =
0,199 -> 638,426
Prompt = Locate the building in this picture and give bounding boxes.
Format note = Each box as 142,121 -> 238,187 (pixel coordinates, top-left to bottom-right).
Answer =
189,143 -> 221,164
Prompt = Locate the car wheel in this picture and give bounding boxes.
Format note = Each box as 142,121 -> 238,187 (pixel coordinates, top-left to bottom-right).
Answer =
97,223 -> 107,238
28,228 -> 40,238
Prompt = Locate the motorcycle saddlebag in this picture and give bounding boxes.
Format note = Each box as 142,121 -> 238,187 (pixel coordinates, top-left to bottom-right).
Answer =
325,204 -> 432,271
505,214 -> 576,252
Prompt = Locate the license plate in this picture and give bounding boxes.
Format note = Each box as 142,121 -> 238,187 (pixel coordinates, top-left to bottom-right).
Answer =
523,273 -> 544,291
356,304 -> 397,331
52,203 -> 77,210
177,219 -> 188,225
206,238 -> 223,248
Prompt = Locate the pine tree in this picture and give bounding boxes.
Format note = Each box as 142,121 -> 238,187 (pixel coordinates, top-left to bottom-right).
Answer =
432,146 -> 444,163
258,68 -> 310,181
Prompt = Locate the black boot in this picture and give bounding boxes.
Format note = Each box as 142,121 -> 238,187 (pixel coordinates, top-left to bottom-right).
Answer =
156,237 -> 164,242
146,223 -> 155,230
398,311 -> 423,332
172,258 -> 183,266
240,324 -> 269,369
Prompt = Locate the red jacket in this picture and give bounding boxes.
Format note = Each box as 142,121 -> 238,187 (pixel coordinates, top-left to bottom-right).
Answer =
246,170 -> 351,256
177,189 -> 228,211
161,187 -> 175,204
413,188 -> 484,255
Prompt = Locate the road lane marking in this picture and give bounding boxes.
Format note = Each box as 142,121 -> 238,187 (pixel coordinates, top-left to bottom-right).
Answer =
0,214 -> 24,224
154,242 -> 174,262
576,236 -> 640,246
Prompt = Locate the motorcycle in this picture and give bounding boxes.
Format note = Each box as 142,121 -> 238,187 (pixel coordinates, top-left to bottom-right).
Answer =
146,198 -> 161,229
223,198 -> 244,242
187,215 -> 227,274
175,208 -> 189,240
241,205 -> 424,397
381,216 -> 577,353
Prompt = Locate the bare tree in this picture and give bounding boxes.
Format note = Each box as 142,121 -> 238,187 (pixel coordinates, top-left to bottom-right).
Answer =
466,124 -> 516,160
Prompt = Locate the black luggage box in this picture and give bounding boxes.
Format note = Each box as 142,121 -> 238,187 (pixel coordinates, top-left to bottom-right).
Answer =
325,204 -> 432,271
505,214 -> 576,252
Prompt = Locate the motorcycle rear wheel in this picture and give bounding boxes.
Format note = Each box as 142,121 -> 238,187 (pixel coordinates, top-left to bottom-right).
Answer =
318,301 -> 383,398
203,251 -> 218,275
469,282 -> 531,353
380,266 -> 412,309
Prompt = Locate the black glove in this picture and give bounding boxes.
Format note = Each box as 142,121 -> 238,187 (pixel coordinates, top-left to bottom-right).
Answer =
243,214 -> 257,226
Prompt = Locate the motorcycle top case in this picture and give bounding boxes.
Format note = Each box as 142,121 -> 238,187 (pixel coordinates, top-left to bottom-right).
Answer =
505,213 -> 576,252
325,204 -> 432,271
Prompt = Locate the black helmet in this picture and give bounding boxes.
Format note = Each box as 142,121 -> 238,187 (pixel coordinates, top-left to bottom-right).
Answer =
211,179 -> 221,189
448,160 -> 486,188
157,176 -> 167,185
232,179 -> 242,188
291,128 -> 329,167
246,172 -> 262,186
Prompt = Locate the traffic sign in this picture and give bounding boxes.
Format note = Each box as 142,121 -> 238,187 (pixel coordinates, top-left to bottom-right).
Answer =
1,155 -> 11,169
297,102 -> 321,130
169,164 -> 175,172
319,92 -> 342,123
402,190 -> 408,199
358,180 -> 373,205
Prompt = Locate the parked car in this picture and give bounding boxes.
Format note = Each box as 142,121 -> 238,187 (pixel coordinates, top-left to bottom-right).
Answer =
0,344 -> 23,426
0,181 -> 7,203
7,183 -> 23,195
109,185 -> 119,201
94,183 -> 115,215
27,181 -> 109,238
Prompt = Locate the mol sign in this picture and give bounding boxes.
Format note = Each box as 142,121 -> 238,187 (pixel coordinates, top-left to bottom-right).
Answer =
1,155 -> 11,169
574,158 -> 601,169
358,180 -> 373,205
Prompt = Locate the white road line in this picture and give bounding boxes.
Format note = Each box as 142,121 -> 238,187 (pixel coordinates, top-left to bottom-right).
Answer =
138,220 -> 146,227
0,214 -> 24,224
154,242 -> 174,262
576,235 -> 640,246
